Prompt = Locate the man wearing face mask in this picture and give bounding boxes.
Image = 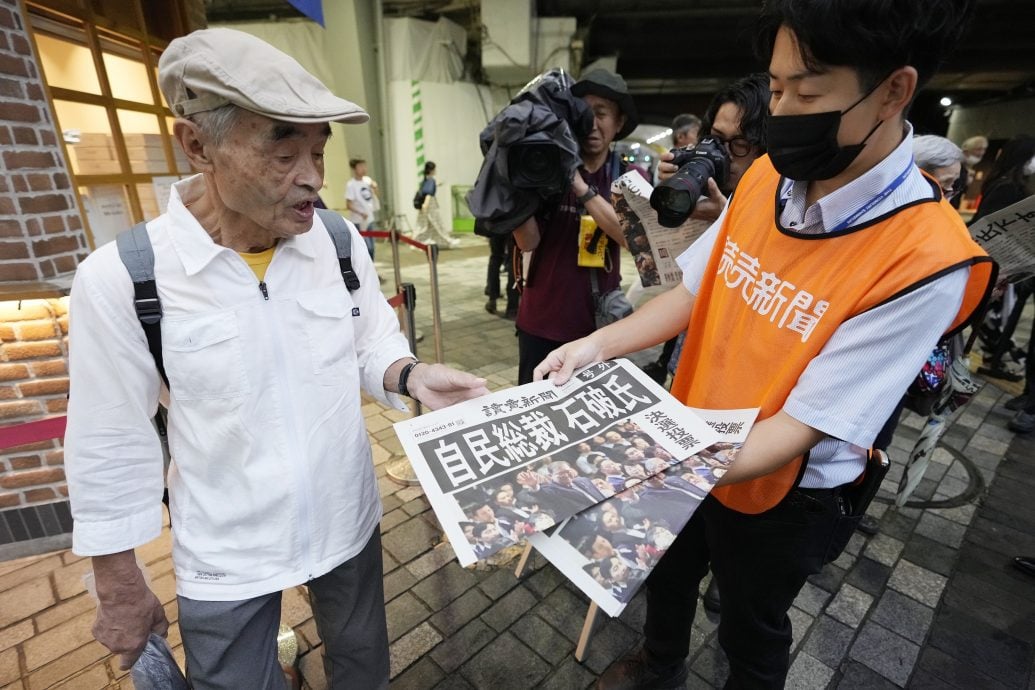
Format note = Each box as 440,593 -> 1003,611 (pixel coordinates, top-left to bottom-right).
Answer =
533,1 -> 995,687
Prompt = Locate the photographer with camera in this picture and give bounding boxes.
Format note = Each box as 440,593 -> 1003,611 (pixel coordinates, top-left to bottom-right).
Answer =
534,1 -> 995,686
511,69 -> 639,384
640,73 -> 770,385
655,74 -> 770,224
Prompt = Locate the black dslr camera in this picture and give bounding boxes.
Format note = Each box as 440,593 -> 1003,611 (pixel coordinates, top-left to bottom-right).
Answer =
649,137 -> 731,227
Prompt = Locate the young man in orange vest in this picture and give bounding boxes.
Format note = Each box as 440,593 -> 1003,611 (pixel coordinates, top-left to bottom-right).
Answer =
534,1 -> 994,687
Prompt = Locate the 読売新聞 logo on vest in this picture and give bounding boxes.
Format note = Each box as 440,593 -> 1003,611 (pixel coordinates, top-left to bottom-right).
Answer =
716,238 -> 830,342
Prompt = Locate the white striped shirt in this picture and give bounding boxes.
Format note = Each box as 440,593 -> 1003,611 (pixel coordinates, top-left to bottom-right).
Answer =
676,123 -> 970,488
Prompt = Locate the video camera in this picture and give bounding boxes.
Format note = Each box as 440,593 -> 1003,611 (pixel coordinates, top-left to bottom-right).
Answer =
649,137 -> 730,228
467,70 -> 594,235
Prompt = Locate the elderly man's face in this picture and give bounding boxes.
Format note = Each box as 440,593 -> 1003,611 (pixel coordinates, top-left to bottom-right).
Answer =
206,111 -> 330,238
551,465 -> 577,487
581,94 -> 625,157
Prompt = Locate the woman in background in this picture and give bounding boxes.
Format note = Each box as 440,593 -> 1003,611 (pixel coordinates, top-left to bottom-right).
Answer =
415,161 -> 460,248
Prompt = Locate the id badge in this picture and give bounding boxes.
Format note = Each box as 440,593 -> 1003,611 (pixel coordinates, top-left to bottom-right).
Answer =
577,215 -> 607,268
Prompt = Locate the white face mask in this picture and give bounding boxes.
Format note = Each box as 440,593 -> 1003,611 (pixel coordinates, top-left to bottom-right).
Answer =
1023,156 -> 1035,177
965,154 -> 982,167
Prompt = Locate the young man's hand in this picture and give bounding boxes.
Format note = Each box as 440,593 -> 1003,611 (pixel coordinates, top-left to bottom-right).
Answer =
533,336 -> 606,385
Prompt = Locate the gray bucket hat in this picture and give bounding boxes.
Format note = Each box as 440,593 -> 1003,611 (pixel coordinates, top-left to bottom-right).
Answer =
571,69 -> 639,140
158,28 -> 368,125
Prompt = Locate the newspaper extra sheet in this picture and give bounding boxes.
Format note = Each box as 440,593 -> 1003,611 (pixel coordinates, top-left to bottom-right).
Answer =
611,169 -> 712,288
393,359 -> 720,567
968,194 -> 1035,280
527,407 -> 759,617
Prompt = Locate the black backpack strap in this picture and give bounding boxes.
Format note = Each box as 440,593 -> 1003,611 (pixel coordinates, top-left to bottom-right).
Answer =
316,208 -> 361,292
115,222 -> 168,389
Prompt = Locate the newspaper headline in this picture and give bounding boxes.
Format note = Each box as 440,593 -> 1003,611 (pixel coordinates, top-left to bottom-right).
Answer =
394,360 -> 721,567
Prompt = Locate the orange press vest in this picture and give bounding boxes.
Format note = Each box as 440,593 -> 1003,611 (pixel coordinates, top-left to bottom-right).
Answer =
670,155 -> 996,514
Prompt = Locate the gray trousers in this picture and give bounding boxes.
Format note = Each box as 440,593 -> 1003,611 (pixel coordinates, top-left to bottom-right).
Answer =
178,527 -> 389,690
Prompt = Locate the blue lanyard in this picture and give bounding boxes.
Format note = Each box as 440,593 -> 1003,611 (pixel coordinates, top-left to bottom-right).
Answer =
829,157 -> 916,232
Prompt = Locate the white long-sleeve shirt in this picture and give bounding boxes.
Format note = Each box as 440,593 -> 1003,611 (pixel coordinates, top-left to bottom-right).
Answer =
65,175 -> 412,600
676,124 -> 969,488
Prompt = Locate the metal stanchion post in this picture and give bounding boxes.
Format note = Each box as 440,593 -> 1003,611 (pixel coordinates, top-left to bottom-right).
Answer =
402,282 -> 422,417
426,243 -> 445,363
389,224 -> 410,342
387,281 -> 421,486
389,220 -> 403,293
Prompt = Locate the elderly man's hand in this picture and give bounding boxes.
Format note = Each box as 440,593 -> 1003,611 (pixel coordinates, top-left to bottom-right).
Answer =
407,362 -> 489,410
91,552 -> 169,670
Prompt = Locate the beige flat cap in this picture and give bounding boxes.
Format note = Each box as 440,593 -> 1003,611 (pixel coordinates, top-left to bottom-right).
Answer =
158,28 -> 369,124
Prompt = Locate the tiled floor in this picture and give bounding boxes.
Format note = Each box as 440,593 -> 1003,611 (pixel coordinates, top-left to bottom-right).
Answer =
1,235 -> 1033,689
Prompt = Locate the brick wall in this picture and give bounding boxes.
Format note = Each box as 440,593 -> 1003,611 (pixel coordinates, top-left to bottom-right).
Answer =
0,0 -> 80,531
0,298 -> 68,511
0,0 -> 89,283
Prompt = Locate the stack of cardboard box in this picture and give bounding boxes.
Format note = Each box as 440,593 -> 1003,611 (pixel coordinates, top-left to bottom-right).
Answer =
71,132 -> 190,177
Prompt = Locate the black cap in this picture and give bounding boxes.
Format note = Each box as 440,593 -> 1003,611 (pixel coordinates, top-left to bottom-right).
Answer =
571,69 -> 639,140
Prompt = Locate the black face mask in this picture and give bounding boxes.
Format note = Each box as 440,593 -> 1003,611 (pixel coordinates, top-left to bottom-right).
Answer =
767,78 -> 886,181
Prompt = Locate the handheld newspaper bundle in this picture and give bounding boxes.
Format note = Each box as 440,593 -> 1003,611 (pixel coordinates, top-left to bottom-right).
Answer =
611,170 -> 712,288
394,359 -> 760,620
527,407 -> 757,616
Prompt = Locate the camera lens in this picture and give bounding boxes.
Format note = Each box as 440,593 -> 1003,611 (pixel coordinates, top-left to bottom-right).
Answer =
508,142 -> 565,193
651,185 -> 698,228
649,138 -> 730,227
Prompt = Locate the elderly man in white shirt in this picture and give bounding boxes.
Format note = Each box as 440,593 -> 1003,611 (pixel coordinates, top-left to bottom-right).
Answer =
64,29 -> 488,690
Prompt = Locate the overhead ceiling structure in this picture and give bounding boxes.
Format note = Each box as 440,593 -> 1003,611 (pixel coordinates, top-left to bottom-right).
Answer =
207,0 -> 1035,126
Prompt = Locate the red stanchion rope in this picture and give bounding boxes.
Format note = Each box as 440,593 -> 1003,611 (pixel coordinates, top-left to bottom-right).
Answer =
359,229 -> 430,252
0,415 -> 67,451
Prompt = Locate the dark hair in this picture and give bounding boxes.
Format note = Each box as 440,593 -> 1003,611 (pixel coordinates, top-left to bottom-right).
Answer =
349,157 -> 365,169
672,113 -> 702,133
703,72 -> 770,152
982,136 -> 1035,196
754,0 -> 975,94
423,161 -> 436,176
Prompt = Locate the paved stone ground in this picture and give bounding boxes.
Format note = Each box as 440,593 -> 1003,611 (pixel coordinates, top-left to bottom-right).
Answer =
0,235 -> 1033,689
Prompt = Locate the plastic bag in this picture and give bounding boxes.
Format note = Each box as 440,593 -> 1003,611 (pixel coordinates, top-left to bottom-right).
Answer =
131,633 -> 188,690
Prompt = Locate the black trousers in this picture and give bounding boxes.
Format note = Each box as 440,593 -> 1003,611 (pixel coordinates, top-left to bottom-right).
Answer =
517,329 -> 567,384
487,234 -> 518,312
644,490 -> 843,689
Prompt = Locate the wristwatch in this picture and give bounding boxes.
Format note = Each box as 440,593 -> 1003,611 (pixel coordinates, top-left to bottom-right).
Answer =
398,359 -> 421,398
576,187 -> 598,205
